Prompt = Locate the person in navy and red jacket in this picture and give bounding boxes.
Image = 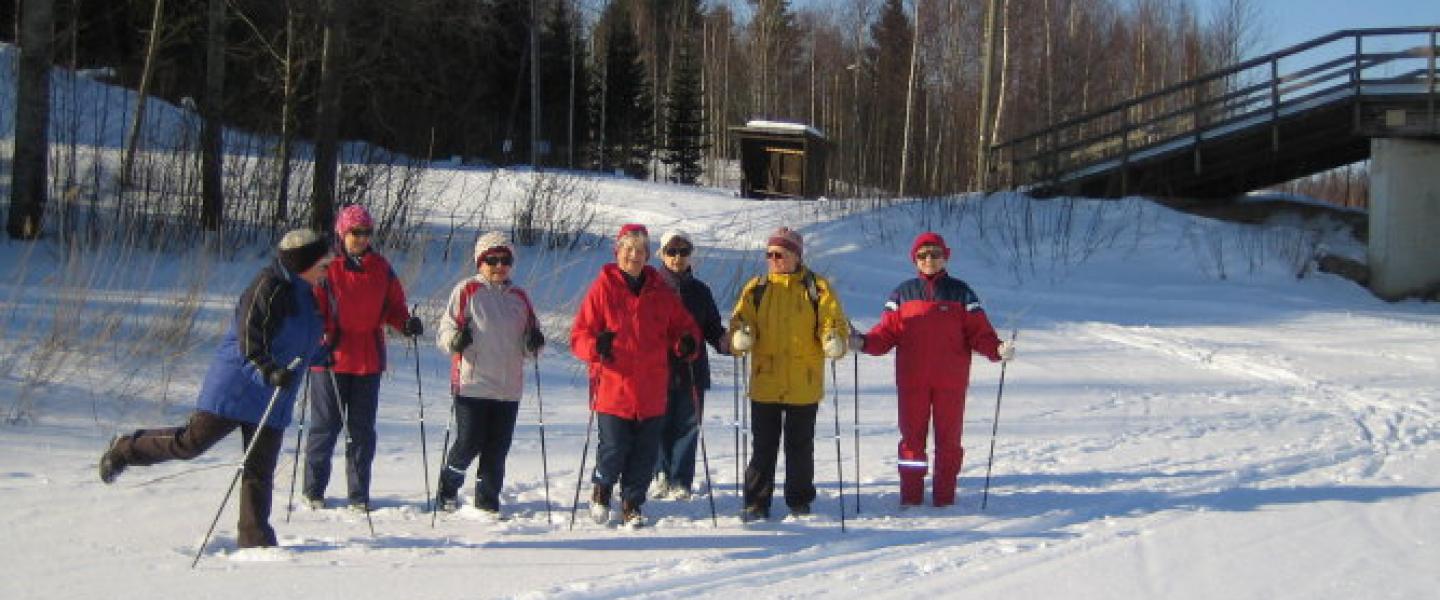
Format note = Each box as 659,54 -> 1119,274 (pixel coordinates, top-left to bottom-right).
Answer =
302,204 -> 423,511
570,223 -> 700,527
852,232 -> 1015,508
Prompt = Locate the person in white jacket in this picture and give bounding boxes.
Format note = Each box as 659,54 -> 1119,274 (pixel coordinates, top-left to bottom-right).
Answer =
434,231 -> 544,515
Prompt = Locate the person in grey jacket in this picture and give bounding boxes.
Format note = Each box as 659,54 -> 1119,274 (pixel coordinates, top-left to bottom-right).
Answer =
434,231 -> 544,515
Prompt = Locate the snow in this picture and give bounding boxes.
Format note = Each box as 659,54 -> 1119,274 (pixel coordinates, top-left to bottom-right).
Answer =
3,64 -> 1439,600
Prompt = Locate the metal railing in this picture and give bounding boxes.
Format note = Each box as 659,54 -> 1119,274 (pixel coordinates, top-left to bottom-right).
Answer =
990,27 -> 1440,192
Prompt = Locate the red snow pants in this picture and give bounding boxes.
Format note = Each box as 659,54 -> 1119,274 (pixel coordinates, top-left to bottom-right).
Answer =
897,385 -> 967,506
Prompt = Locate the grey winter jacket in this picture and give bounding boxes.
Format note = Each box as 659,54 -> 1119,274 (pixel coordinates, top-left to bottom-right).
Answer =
436,276 -> 535,401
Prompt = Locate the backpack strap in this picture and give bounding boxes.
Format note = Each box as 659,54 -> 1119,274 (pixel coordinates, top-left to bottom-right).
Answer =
749,271 -> 823,337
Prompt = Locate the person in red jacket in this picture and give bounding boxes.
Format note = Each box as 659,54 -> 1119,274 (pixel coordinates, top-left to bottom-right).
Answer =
853,232 -> 1015,508
570,224 -> 700,527
303,205 -> 424,511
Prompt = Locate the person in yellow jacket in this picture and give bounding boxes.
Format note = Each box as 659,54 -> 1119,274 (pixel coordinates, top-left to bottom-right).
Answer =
729,226 -> 850,521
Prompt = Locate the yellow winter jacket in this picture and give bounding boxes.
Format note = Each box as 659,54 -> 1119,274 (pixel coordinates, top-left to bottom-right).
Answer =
729,267 -> 850,405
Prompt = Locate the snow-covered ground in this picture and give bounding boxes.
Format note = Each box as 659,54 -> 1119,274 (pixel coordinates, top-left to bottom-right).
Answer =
2,167 -> 1437,599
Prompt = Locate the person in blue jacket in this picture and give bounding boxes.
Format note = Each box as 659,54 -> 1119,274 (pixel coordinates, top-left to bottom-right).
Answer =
97,229 -> 331,548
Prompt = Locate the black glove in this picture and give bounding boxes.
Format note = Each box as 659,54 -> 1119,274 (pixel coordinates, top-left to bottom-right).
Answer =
263,364 -> 295,389
595,330 -> 616,362
525,327 -> 546,354
448,326 -> 473,354
676,334 -> 697,358
403,316 -> 424,337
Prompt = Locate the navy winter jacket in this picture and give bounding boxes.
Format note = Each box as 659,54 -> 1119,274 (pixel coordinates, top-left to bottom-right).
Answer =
196,260 -> 326,429
659,267 -> 726,391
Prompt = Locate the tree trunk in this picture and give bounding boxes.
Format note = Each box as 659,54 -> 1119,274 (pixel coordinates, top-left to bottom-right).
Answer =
898,0 -> 921,197
120,0 -> 164,189
310,0 -> 348,235
7,0 -> 54,240
275,7 -> 296,225
199,0 -> 226,232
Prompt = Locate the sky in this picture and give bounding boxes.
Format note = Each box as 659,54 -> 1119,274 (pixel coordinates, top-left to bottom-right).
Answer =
1220,0 -> 1439,55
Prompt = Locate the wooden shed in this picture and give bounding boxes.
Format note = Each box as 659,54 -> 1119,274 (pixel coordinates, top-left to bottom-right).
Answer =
730,121 -> 830,199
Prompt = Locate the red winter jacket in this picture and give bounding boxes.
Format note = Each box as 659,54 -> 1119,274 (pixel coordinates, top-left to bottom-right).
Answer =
313,249 -> 411,375
860,271 -> 1002,392
570,264 -> 700,420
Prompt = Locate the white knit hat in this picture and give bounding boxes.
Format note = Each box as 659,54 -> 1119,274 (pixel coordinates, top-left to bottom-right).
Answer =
472,231 -> 515,268
659,229 -> 692,250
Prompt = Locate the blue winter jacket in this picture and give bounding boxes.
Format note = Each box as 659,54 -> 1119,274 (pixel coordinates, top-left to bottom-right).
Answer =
196,260 -> 326,429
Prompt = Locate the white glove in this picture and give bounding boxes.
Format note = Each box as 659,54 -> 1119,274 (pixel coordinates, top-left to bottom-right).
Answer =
997,340 -> 1016,362
822,332 -> 847,359
848,331 -> 865,352
731,325 -> 753,355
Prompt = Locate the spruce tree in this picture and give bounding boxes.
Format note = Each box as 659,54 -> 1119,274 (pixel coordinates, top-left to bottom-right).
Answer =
663,33 -> 705,185
594,2 -> 653,179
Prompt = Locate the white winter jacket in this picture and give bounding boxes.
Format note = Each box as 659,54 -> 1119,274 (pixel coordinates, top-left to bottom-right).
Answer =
436,276 -> 534,401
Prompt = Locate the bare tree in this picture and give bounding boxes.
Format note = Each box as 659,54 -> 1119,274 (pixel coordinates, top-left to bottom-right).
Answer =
310,0 -> 349,234
199,0 -> 227,232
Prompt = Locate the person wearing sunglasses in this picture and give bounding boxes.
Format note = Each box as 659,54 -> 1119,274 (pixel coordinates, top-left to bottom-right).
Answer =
98,229 -> 331,548
728,226 -> 852,521
650,230 -> 728,501
850,232 -> 1014,508
433,231 -> 544,516
571,224 -> 701,527
302,204 -> 425,512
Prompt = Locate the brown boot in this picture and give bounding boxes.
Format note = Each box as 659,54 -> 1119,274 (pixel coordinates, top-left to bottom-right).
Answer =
98,436 -> 129,484
621,500 -> 644,528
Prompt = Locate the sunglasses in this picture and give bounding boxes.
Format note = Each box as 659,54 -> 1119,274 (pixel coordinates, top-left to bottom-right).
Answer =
348,228 -> 374,237
765,251 -> 789,260
664,246 -> 693,258
481,254 -> 514,267
915,251 -> 945,260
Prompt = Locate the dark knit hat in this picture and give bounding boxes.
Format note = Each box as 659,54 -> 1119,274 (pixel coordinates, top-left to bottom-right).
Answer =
766,227 -> 803,258
279,229 -> 329,274
910,231 -> 951,261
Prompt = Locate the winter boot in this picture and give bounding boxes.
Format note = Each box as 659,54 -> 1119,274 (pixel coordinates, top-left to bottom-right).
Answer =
98,437 -> 128,485
740,504 -> 770,522
667,485 -> 692,501
590,484 -> 613,525
435,492 -> 460,512
651,472 -> 670,499
788,503 -> 811,517
303,495 -> 327,510
621,500 -> 645,528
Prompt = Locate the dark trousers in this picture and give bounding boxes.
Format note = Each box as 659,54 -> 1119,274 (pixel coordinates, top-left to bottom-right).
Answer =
655,383 -> 703,490
592,412 -> 664,507
438,396 -> 519,511
303,371 -> 380,504
114,411 -> 283,548
744,401 -> 818,510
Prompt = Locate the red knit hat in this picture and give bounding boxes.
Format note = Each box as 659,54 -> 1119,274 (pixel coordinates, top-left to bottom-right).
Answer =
615,223 -> 649,253
910,231 -> 950,261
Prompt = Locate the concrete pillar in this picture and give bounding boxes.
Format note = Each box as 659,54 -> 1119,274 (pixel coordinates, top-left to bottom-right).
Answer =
1368,138 -> 1440,300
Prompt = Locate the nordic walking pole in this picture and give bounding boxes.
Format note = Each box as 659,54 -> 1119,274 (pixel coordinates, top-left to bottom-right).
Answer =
830,359 -> 847,533
430,403 -> 455,528
192,357 -> 301,569
533,358 -> 553,525
411,305 -> 433,515
732,354 -> 741,500
328,368 -> 375,536
980,329 -> 1019,511
689,363 -> 718,527
285,369 -> 311,523
853,350 -> 861,514
568,379 -> 597,531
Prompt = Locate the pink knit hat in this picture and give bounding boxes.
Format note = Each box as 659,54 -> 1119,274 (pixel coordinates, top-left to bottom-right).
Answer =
334,205 -> 374,239
766,227 -> 803,258
615,223 -> 649,253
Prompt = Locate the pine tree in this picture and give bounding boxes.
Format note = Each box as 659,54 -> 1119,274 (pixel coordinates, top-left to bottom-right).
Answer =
663,32 -> 705,185
539,0 -> 591,168
593,2 -> 653,179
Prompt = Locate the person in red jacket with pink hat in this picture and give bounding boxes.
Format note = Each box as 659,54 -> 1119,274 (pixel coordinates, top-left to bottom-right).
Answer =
302,204 -> 424,511
852,232 -> 1015,508
570,223 -> 700,527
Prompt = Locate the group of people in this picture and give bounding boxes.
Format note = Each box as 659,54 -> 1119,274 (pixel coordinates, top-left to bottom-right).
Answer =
96,206 -> 1015,547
